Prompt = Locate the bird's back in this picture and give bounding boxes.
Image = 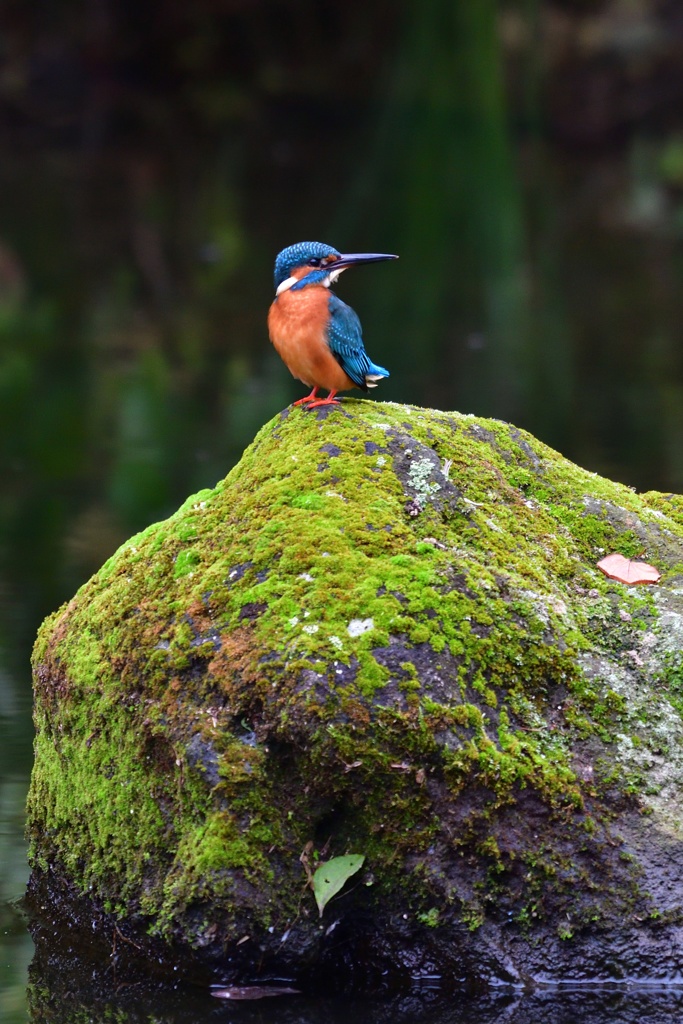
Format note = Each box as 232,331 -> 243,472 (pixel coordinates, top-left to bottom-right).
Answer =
326,292 -> 388,391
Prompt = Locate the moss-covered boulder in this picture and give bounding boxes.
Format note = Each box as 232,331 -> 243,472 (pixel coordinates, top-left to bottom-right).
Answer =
27,401 -> 683,990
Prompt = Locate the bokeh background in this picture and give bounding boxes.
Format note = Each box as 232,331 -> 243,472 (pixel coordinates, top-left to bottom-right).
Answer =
3,0 -> 683,1018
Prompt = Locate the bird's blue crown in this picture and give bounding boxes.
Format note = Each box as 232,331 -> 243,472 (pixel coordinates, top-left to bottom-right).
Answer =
273,241 -> 340,289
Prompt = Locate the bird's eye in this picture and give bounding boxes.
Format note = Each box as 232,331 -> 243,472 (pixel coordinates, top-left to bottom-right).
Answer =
307,258 -> 322,267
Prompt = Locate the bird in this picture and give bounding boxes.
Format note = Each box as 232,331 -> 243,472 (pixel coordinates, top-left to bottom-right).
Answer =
267,241 -> 398,409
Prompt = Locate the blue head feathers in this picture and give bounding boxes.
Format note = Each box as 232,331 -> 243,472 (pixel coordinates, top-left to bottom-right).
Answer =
273,241 -> 340,289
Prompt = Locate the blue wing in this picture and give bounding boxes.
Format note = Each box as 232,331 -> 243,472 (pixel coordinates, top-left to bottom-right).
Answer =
325,292 -> 389,391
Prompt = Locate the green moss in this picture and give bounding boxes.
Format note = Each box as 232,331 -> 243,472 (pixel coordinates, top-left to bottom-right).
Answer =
417,906 -> 440,927
461,902 -> 485,931
173,549 -> 201,578
27,399 -> 683,948
173,810 -> 271,877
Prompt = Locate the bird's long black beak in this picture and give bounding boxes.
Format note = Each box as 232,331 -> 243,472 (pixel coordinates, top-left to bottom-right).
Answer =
332,252 -> 399,270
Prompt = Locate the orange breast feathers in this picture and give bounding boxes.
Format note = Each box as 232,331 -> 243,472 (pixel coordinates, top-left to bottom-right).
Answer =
268,285 -> 355,393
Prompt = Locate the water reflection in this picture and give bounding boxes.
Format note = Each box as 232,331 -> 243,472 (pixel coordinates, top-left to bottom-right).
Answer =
0,901 -> 32,1024
21,966 -> 683,1024
0,686 -> 32,1024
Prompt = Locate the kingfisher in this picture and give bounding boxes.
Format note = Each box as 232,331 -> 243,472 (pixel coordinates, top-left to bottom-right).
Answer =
268,241 -> 398,409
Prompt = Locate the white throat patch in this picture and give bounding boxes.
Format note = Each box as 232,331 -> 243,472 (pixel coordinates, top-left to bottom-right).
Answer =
275,275 -> 298,296
327,266 -> 348,286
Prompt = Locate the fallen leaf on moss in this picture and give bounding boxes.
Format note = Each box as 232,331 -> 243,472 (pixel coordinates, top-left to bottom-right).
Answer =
597,553 -> 661,585
312,854 -> 365,916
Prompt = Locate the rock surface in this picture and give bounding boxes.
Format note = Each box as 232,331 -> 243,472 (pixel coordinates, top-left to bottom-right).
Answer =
26,400 -> 683,991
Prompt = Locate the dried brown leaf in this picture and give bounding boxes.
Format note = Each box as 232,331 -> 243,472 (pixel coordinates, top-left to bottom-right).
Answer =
596,552 -> 661,585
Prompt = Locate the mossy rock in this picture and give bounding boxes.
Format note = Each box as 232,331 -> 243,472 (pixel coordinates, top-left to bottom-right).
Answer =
26,400 -> 683,990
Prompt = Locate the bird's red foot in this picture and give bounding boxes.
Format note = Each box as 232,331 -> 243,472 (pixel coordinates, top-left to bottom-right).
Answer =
306,390 -> 341,410
293,387 -> 319,406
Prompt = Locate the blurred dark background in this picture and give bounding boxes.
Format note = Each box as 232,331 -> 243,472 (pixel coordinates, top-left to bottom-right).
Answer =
3,0 -> 683,655
3,1 -> 683,1015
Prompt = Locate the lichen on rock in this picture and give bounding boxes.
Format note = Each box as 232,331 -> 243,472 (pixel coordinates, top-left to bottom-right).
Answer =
26,399 -> 683,990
